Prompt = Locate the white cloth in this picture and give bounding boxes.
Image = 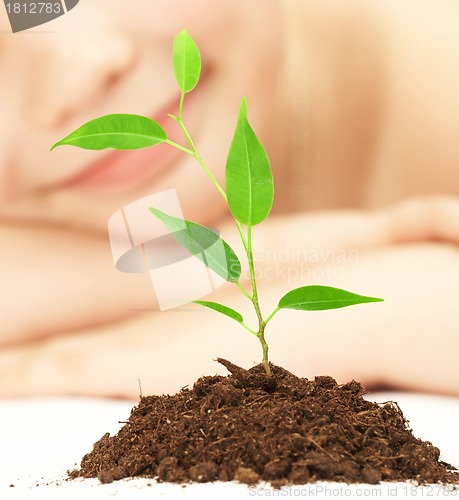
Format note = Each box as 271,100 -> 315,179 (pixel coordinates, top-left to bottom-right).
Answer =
0,393 -> 458,499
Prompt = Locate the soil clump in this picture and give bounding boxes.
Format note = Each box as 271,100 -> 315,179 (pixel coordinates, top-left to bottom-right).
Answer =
70,359 -> 458,487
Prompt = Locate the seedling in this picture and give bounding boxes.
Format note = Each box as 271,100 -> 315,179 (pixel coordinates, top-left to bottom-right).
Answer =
52,29 -> 383,375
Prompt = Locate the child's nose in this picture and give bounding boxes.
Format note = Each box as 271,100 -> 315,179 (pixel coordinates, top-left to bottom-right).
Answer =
27,32 -> 136,129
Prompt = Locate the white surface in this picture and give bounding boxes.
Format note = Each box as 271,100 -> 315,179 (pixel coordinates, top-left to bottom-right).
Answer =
0,392 -> 458,499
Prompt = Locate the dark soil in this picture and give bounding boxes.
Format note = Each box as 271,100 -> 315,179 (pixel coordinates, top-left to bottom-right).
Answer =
70,359 -> 459,487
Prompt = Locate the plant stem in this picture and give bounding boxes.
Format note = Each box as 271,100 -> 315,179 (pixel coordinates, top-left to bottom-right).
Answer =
169,106 -> 272,375
265,306 -> 280,326
165,138 -> 228,201
164,138 -> 194,155
236,280 -> 253,300
178,91 -> 185,119
240,322 -> 258,337
166,136 -> 249,252
246,225 -> 271,376
258,325 -> 271,376
170,96 -> 249,248
246,226 -> 261,322
167,134 -> 250,290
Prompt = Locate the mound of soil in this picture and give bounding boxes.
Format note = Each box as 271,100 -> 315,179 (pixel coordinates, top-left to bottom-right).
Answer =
70,359 -> 458,487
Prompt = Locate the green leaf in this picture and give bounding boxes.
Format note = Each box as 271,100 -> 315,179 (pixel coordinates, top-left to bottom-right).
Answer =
173,29 -> 201,93
225,98 -> 274,226
193,300 -> 243,324
278,285 -> 383,311
51,114 -> 167,151
149,207 -> 241,283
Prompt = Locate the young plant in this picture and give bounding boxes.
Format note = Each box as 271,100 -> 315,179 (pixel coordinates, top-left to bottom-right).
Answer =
51,29 -> 383,376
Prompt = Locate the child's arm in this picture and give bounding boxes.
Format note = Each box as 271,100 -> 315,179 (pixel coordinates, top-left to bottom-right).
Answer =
0,222 -> 156,347
2,195 -> 459,397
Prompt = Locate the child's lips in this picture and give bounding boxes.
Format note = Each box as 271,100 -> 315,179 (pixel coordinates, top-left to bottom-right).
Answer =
62,140 -> 180,192
62,98 -> 184,192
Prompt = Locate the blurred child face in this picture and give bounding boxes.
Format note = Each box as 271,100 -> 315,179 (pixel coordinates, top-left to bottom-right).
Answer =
0,0 -> 284,232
